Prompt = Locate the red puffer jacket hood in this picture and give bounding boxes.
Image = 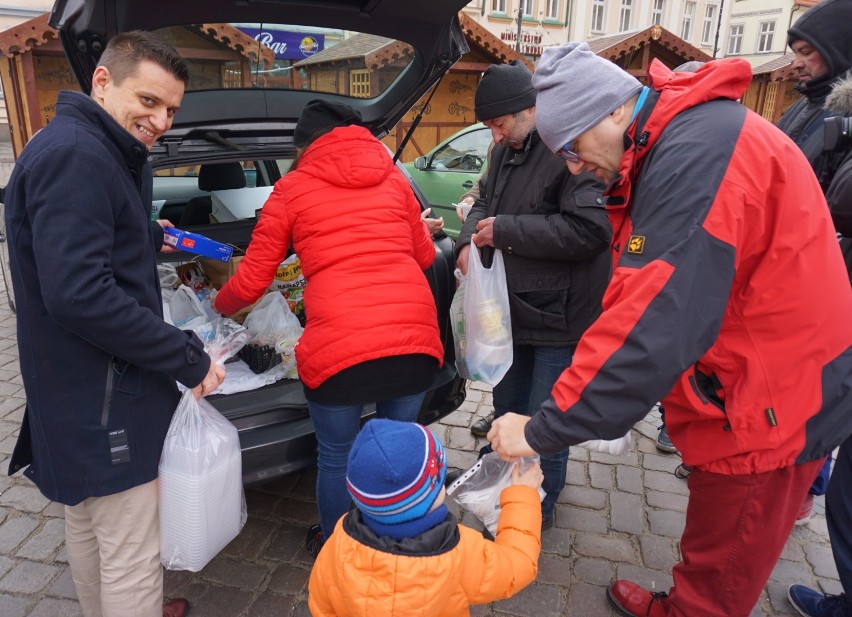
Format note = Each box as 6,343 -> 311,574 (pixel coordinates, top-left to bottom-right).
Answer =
295,124 -> 395,189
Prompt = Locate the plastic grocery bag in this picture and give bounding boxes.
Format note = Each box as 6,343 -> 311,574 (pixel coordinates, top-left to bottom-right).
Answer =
241,292 -> 303,377
447,452 -> 544,537
167,285 -> 208,331
159,318 -> 251,572
453,247 -> 513,385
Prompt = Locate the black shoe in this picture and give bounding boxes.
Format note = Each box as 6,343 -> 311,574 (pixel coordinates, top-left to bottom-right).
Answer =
305,524 -> 325,559
541,517 -> 554,531
674,463 -> 692,479
470,412 -> 495,437
656,424 -> 677,454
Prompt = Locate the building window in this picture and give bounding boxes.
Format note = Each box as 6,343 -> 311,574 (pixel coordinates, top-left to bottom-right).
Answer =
492,0 -> 507,12
652,0 -> 664,25
591,0 -> 605,32
757,20 -> 775,53
701,4 -> 716,45
350,70 -> 370,98
521,0 -> 534,16
681,2 -> 695,41
619,0 -> 632,31
546,0 -> 559,19
727,23 -> 743,54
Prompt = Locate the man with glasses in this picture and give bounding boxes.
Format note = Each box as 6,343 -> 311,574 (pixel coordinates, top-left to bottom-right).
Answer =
487,42 -> 852,617
454,59 -> 611,531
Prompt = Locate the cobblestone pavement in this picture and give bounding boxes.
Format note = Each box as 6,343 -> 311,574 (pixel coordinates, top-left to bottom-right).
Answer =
0,144 -> 842,616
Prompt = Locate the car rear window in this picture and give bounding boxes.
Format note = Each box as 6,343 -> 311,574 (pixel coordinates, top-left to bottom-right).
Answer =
152,23 -> 415,100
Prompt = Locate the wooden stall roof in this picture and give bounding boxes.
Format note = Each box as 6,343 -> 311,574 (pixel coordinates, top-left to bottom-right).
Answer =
294,33 -> 412,69
0,13 -> 275,67
753,52 -> 797,82
0,12 -> 56,57
588,24 -> 712,65
189,23 -> 275,68
457,13 -> 534,72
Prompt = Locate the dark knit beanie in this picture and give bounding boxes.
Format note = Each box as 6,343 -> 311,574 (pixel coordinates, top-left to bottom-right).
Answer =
787,0 -> 852,95
293,99 -> 362,148
346,419 -> 447,526
474,60 -> 537,121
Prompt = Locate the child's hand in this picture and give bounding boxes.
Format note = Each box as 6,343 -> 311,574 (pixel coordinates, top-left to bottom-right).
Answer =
512,460 -> 543,489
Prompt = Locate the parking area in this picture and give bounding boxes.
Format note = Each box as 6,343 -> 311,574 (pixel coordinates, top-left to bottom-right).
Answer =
0,142 -> 842,616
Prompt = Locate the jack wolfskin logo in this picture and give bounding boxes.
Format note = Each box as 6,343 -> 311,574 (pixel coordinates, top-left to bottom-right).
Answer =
627,235 -> 645,254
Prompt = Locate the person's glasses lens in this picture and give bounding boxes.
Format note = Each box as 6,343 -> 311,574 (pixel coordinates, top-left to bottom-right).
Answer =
559,142 -> 579,163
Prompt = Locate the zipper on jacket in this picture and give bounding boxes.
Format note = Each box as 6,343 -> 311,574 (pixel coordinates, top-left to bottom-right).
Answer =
101,357 -> 116,427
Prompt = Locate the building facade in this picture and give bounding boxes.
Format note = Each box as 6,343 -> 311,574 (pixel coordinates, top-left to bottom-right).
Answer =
462,0 -> 731,61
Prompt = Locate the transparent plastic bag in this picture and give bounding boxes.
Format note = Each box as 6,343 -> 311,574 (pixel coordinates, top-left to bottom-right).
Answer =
159,319 -> 251,572
450,268 -> 469,378
241,292 -> 303,376
457,248 -> 513,385
447,452 -> 544,537
167,285 -> 208,331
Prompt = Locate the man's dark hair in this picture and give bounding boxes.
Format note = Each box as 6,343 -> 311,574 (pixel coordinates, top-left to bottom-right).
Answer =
97,30 -> 189,85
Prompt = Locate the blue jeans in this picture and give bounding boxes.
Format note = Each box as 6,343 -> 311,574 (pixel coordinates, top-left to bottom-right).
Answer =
826,437 -> 852,615
492,343 -> 574,522
308,392 -> 426,539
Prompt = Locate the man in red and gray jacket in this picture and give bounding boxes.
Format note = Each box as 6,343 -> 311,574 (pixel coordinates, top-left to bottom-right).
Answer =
488,42 -> 852,617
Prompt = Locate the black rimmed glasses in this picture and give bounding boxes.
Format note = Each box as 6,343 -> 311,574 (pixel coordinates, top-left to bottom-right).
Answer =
559,141 -> 580,163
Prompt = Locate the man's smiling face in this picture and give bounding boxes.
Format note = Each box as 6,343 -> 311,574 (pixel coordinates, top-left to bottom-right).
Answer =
91,59 -> 185,149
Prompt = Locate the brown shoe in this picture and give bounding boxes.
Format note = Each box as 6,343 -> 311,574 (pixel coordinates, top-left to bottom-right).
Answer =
163,598 -> 189,617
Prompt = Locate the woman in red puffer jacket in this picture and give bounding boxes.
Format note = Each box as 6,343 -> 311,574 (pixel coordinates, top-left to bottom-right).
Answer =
214,100 -> 444,556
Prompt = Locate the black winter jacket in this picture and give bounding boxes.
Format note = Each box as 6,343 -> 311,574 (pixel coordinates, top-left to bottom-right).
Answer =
454,130 -> 610,346
5,91 -> 210,505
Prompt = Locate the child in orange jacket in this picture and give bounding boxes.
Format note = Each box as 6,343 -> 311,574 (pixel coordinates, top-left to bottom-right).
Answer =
308,418 -> 543,616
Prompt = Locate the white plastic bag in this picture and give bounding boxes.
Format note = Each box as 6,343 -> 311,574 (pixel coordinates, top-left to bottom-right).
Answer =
447,452 -> 543,537
242,292 -> 303,377
167,285 -> 208,331
159,318 -> 251,572
454,247 -> 513,385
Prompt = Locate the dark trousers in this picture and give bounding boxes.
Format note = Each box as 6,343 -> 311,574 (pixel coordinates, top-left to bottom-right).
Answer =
663,457 -> 825,616
492,343 -> 574,521
827,437 -> 852,616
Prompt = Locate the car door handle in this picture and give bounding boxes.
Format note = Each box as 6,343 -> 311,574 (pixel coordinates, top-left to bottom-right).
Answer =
462,181 -> 474,189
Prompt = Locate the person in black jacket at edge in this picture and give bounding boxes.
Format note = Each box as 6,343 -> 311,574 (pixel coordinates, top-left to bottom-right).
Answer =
454,59 -> 611,531
4,31 -> 225,617
777,1 -> 852,614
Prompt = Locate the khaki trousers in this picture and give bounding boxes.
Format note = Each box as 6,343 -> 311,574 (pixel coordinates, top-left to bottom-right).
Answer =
64,479 -> 163,617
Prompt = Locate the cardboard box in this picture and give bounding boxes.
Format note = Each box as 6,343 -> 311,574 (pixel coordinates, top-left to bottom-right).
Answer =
163,227 -> 234,262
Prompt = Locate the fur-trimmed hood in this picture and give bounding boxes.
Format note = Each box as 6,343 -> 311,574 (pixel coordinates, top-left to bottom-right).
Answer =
826,71 -> 852,114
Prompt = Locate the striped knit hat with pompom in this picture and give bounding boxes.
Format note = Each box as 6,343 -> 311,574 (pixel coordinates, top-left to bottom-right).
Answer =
346,419 -> 447,526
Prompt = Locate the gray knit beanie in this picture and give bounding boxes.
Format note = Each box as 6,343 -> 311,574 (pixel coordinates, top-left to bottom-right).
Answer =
474,60 -> 537,121
533,42 -> 643,153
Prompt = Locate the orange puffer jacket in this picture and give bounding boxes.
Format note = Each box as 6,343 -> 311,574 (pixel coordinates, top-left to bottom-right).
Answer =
308,485 -> 542,617
214,125 -> 443,388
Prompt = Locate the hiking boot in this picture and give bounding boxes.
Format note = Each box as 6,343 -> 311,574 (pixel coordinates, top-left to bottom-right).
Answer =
674,463 -> 693,479
788,585 -> 848,617
607,580 -> 668,617
305,524 -> 325,559
795,493 -> 815,526
470,412 -> 495,437
656,423 -> 677,454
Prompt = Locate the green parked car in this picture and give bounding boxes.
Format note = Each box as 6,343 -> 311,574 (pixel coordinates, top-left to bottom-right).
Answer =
404,123 -> 492,239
